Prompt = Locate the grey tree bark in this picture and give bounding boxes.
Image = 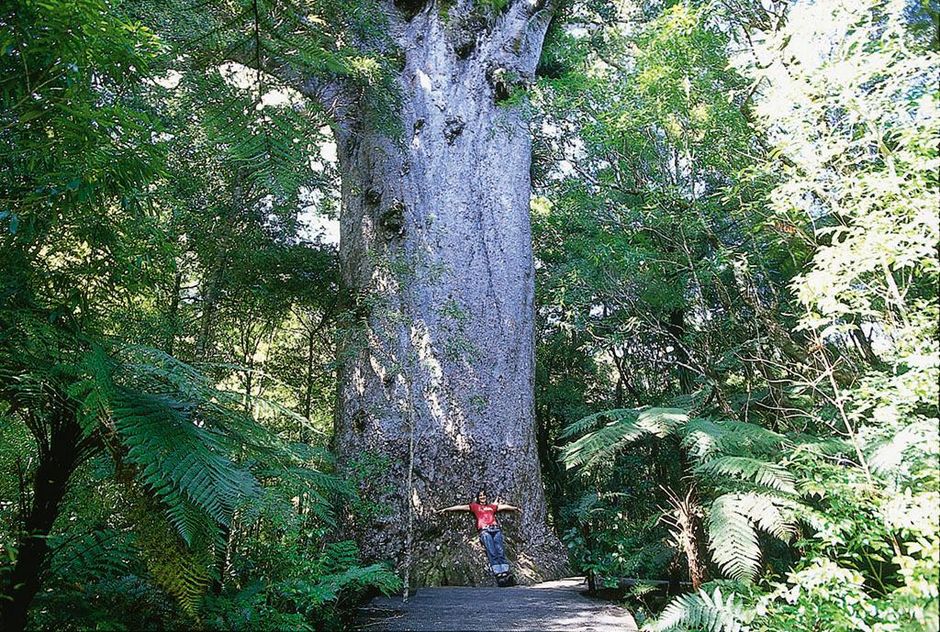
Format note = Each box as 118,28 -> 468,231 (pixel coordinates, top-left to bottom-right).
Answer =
315,0 -> 566,585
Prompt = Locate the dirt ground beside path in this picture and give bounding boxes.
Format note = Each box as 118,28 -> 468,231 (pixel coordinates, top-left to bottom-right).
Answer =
355,577 -> 639,631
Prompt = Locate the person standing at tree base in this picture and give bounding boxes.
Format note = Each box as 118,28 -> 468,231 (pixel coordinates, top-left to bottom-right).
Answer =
436,489 -> 520,586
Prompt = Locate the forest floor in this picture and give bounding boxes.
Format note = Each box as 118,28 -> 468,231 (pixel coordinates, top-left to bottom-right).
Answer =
354,577 -> 639,631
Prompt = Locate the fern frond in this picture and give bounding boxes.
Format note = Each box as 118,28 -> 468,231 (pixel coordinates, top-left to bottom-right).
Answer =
562,415 -> 647,470
321,540 -> 360,573
146,535 -> 215,617
257,465 -> 352,497
111,390 -> 260,544
281,563 -> 401,612
163,496 -> 224,549
695,456 -> 797,494
49,528 -> 138,581
561,408 -> 635,439
682,418 -> 784,461
129,493 -> 217,618
562,407 -> 687,470
708,494 -> 760,582
708,493 -> 794,582
740,495 -> 793,541
120,348 -> 322,452
645,585 -> 749,632
788,433 -> 850,458
117,345 -> 213,396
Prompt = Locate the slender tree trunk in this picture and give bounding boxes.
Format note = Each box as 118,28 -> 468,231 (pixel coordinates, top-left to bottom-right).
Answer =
665,309 -> 694,393
304,326 -> 315,421
0,413 -> 84,631
196,262 -> 224,362
332,2 -> 566,585
165,269 -> 183,355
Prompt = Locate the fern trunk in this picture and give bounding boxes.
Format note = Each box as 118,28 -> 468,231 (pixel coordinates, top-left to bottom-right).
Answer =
678,451 -> 709,591
0,412 -> 84,631
332,1 -> 567,585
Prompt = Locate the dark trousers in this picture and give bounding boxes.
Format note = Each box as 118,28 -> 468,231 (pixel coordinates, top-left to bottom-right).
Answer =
479,526 -> 510,574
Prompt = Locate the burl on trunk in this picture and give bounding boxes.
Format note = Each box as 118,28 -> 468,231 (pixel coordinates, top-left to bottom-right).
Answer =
323,1 -> 567,585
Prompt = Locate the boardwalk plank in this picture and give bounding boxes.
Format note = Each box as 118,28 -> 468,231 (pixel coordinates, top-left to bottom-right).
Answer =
356,578 -> 639,631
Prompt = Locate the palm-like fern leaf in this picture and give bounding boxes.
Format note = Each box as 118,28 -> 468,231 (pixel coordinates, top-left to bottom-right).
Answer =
257,465 -> 352,496
560,408 -> 632,439
98,345 -> 348,616
111,390 -> 260,544
163,496 -> 225,549
708,494 -> 760,583
562,414 -> 647,470
118,346 -> 310,457
708,493 -> 794,582
645,585 -> 749,632
738,494 -> 794,542
682,418 -> 784,461
695,456 -> 797,494
562,407 -> 687,470
145,530 -> 215,617
562,408 -> 688,469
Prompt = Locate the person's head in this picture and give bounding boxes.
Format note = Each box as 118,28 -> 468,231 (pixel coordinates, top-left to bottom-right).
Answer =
476,488 -> 488,504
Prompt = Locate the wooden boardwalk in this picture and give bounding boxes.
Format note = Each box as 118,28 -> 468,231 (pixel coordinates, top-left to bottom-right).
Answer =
355,577 -> 639,631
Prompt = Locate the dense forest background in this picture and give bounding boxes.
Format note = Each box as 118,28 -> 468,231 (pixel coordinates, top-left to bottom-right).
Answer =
1,0 -> 937,630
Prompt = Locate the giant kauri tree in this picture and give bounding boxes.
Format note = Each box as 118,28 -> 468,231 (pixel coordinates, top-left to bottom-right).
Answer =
229,0 -> 568,583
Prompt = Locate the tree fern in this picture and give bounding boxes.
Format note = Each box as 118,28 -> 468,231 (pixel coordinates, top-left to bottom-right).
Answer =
563,405 -> 807,585
645,585 -> 749,632
116,347 -> 321,457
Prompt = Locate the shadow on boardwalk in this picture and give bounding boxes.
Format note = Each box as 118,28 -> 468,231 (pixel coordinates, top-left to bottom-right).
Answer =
355,577 -> 639,631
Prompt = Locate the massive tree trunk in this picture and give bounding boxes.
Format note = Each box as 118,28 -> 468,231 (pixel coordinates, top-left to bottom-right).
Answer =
330,1 -> 567,585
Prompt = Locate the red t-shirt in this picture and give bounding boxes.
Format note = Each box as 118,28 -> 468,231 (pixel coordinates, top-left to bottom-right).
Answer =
469,503 -> 498,530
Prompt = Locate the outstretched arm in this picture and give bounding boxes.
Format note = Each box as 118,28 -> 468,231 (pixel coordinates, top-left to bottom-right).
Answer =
435,504 -> 471,514
496,504 -> 521,512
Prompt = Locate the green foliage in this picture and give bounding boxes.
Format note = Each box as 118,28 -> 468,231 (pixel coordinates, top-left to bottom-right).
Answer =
137,507 -> 215,617
201,540 -> 400,631
0,0 -> 387,628
681,419 -> 784,462
112,389 -> 257,544
2,0 -> 937,629
1,0 -> 165,224
563,408 -> 805,583
276,542 -> 400,613
707,493 -> 794,582
646,585 -> 749,632
561,407 -> 688,469
694,457 -> 796,495
549,1 -> 938,630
